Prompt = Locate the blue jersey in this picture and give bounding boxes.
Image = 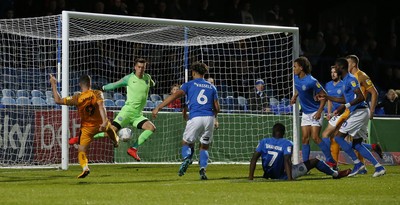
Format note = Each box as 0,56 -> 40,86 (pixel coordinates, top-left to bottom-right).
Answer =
325,80 -> 344,111
256,137 -> 293,180
294,75 -> 324,114
342,73 -> 368,112
181,78 -> 218,120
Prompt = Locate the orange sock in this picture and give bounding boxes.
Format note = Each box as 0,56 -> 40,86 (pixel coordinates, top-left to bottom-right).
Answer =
78,151 -> 88,170
330,137 -> 340,162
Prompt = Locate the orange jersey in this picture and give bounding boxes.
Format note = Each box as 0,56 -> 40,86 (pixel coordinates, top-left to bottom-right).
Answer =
354,70 -> 374,97
64,90 -> 104,127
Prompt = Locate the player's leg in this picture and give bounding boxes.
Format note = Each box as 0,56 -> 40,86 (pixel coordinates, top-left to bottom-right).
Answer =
76,127 -> 95,178
198,116 -> 215,180
300,113 -> 312,162
179,117 -> 202,176
311,125 -> 336,165
301,159 -> 351,179
104,120 -> 119,148
132,119 -> 156,148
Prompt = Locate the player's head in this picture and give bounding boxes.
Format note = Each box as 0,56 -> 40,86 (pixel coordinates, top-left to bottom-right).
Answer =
330,66 -> 339,82
134,58 -> 147,76
79,74 -> 91,89
294,56 -> 312,75
170,83 -> 180,94
191,62 -> 208,77
334,58 -> 349,77
255,79 -> 265,91
345,55 -> 359,72
272,123 -> 285,138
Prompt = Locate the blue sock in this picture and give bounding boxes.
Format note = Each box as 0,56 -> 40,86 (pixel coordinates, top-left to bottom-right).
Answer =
302,144 -> 310,162
181,145 -> 191,160
322,137 -> 331,148
199,149 -> 209,169
315,160 -> 334,175
335,136 -> 359,163
354,143 -> 379,166
363,143 -> 372,150
318,141 -> 335,163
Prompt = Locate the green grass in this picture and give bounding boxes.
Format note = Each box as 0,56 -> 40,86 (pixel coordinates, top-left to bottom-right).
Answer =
0,164 -> 399,205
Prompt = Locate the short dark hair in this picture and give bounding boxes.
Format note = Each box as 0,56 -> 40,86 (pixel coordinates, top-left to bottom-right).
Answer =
335,58 -> 349,71
294,56 -> 312,74
191,62 -> 208,75
134,58 -> 147,66
79,74 -> 91,87
345,55 -> 359,67
272,123 -> 285,138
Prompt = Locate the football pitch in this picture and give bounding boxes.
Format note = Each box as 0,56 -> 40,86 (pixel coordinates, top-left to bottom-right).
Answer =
0,164 -> 399,205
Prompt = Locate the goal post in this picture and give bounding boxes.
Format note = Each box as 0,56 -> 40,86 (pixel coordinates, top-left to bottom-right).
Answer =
0,11 -> 299,169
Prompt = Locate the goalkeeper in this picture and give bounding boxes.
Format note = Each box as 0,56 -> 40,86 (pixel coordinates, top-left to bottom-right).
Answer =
101,58 -> 156,161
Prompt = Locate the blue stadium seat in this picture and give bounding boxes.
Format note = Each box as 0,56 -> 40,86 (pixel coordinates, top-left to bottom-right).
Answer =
269,97 -> 279,106
280,98 -> 290,106
46,97 -> 56,105
104,99 -> 115,107
16,97 -> 31,105
237,96 -> 248,110
31,97 -> 47,105
113,92 -> 125,101
150,94 -> 162,102
115,99 -> 125,107
145,100 -> 155,108
154,100 -> 162,107
45,91 -> 53,99
16,90 -> 30,98
1,97 -> 16,105
31,90 -> 45,98
2,89 -> 15,98
103,92 -> 112,100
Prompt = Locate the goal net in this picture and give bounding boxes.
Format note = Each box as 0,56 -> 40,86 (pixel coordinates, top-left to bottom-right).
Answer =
0,11 -> 299,169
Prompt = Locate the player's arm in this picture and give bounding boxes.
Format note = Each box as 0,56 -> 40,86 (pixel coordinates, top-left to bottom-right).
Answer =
49,74 -> 69,105
102,75 -> 129,91
314,89 -> 327,119
284,154 -> 293,181
324,94 -> 346,104
213,98 -> 220,129
97,93 -> 108,131
152,90 -> 185,118
290,90 -> 298,105
365,83 -> 378,119
248,151 -> 261,180
326,100 -> 333,119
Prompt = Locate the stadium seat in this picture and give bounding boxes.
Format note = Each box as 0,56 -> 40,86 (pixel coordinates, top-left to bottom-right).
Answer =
150,94 -> 162,102
1,97 -> 16,105
237,96 -> 248,110
103,92 -> 112,100
46,97 -> 56,105
31,90 -> 45,98
16,90 -> 30,98
45,91 -> 53,99
146,100 -> 155,108
163,94 -> 170,100
31,97 -> 47,105
2,89 -> 15,98
280,98 -> 290,106
269,97 -> 279,106
104,99 -> 115,107
113,92 -> 125,101
154,100 -> 163,107
16,97 -> 31,105
115,99 -> 125,107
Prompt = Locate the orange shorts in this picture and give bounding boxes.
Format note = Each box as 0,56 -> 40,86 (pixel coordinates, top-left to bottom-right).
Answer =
79,121 -> 111,146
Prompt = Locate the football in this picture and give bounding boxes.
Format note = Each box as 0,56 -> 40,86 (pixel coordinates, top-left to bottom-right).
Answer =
118,128 -> 132,142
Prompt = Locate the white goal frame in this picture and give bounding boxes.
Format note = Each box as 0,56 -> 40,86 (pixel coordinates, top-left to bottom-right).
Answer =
60,11 -> 300,170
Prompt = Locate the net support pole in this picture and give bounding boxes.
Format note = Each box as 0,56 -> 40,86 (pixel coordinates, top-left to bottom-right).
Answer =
184,27 -> 189,83
292,29 -> 300,164
61,11 -> 70,170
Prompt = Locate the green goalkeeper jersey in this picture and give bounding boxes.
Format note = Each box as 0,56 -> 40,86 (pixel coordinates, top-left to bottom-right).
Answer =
103,73 -> 155,113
